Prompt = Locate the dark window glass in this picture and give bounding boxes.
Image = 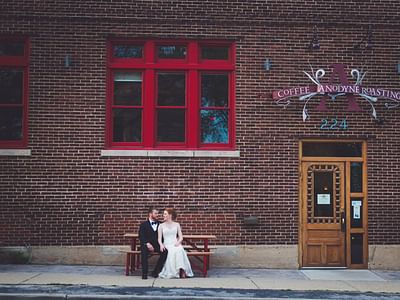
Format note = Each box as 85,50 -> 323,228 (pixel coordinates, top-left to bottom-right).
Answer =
314,171 -> 333,217
113,72 -> 142,106
350,198 -> 363,228
201,74 -> 228,107
0,42 -> 24,56
0,69 -> 23,104
0,107 -> 23,140
113,45 -> 143,58
350,162 -> 363,193
201,109 -> 228,144
158,45 -> 186,59
113,109 -> 142,142
201,46 -> 229,60
157,73 -> 185,106
351,234 -> 363,264
303,142 -> 362,157
157,109 -> 185,142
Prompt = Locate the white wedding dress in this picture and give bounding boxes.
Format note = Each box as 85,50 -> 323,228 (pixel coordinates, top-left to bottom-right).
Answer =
158,224 -> 194,279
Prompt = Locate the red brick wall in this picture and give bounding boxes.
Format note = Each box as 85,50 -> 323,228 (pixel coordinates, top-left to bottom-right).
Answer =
0,0 -> 399,246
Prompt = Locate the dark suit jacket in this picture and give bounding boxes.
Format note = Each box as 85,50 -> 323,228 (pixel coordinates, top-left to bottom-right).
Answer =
138,220 -> 159,246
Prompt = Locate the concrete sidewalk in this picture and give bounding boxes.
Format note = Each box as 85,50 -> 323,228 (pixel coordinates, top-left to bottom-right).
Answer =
0,264 -> 400,299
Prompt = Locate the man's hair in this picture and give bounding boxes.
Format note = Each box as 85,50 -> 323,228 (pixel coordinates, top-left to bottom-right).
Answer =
148,207 -> 157,214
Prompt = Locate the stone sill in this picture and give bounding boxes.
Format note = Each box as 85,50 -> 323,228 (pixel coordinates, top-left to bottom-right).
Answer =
101,150 -> 240,158
0,149 -> 31,156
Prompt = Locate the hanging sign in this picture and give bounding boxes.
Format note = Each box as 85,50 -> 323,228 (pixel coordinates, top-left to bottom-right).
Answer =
272,63 -> 400,121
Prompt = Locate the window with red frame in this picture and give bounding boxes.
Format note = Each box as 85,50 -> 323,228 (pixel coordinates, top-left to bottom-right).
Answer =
107,40 -> 235,149
0,37 -> 29,148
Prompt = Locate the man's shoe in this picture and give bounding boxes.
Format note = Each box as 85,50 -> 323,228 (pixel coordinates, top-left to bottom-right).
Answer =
142,274 -> 148,279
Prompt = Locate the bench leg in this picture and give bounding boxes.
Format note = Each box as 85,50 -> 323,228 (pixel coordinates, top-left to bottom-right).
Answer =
203,255 -> 208,277
125,253 -> 131,276
131,253 -> 136,271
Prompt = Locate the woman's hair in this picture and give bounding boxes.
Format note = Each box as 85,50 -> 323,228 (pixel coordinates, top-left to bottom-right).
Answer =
164,207 -> 177,220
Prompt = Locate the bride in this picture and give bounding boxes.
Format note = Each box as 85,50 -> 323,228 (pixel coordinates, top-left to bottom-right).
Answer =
158,208 -> 194,278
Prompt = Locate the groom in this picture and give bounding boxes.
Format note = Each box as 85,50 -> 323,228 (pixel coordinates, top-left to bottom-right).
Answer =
138,207 -> 168,279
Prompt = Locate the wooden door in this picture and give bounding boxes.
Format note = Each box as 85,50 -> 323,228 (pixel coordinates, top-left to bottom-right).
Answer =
301,162 -> 346,267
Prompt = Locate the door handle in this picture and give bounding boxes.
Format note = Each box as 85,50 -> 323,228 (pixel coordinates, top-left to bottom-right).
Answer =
340,211 -> 346,232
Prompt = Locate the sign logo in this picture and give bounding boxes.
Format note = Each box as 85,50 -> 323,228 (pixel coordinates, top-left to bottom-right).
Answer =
272,63 -> 400,121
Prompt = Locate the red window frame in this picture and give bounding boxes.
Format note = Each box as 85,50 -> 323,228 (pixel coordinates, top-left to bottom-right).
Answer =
106,40 -> 235,150
0,36 -> 29,149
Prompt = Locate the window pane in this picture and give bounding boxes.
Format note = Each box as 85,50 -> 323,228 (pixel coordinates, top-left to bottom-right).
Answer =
350,162 -> 363,193
113,45 -> 143,58
201,46 -> 229,60
0,69 -> 23,104
201,74 -> 228,107
0,41 -> 24,56
157,109 -> 185,142
302,142 -> 362,157
313,171 -> 333,217
0,107 -> 22,140
158,45 -> 186,59
157,73 -> 185,106
201,110 -> 228,144
114,72 -> 142,105
113,108 -> 142,142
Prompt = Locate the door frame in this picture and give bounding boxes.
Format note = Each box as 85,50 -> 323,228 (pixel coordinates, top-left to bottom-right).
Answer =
299,139 -> 368,268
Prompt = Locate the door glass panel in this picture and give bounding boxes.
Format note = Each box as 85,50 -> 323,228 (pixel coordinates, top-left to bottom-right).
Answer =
351,234 -> 363,264
350,162 -> 363,193
306,164 -> 341,224
314,171 -> 334,217
303,142 -> 362,157
350,198 -> 363,228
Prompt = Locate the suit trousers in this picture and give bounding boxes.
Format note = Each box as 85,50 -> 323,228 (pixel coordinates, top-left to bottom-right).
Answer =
141,241 -> 168,276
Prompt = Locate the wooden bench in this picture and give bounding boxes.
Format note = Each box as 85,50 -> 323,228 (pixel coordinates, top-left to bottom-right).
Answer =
120,249 -> 214,277
186,251 -> 214,277
123,233 -> 216,277
119,250 -> 141,276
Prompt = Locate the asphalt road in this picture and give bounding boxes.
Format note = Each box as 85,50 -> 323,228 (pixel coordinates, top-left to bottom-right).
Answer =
1,284 -> 400,300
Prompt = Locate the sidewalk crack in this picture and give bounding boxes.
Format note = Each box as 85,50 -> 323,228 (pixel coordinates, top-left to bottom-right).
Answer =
19,272 -> 41,284
248,277 -> 260,289
339,280 -> 360,292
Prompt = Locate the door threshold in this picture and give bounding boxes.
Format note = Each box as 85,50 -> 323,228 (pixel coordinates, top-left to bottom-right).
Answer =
301,267 -> 348,270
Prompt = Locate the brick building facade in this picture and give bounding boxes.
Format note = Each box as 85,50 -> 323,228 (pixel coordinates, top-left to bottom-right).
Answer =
1,0 -> 399,269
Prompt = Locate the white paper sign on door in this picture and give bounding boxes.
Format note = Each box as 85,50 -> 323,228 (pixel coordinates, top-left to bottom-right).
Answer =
317,194 -> 331,205
352,200 -> 362,219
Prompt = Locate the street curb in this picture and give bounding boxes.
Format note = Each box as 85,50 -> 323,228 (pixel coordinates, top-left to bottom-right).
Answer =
0,294 -> 66,299
1,286 -> 400,300
0,295 -> 318,300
